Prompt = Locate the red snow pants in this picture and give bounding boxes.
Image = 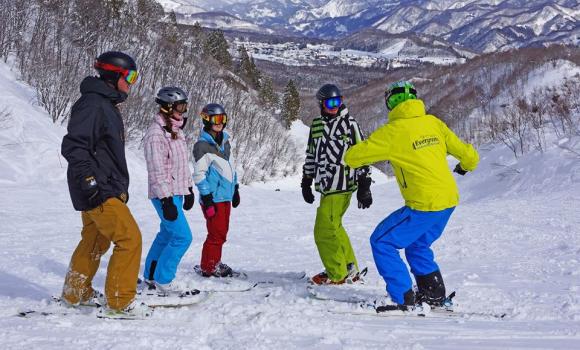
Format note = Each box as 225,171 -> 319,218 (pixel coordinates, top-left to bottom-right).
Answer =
200,201 -> 231,274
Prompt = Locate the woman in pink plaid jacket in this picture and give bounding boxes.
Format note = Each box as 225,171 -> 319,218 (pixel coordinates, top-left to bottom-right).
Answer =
141,87 -> 197,296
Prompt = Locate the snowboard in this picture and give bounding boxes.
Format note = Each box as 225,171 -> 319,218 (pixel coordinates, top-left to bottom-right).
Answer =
253,271 -> 307,286
329,304 -> 508,320
189,265 -> 257,292
138,290 -> 211,308
17,291 -> 211,318
308,289 -> 508,320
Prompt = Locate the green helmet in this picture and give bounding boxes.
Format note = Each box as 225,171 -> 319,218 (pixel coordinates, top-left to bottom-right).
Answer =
385,81 -> 417,110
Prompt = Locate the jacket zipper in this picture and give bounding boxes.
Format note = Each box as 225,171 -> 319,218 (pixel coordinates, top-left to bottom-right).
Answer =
400,168 -> 408,189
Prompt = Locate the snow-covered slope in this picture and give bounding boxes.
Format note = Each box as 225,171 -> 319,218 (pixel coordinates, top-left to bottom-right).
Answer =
1,61 -> 580,348
0,63 -> 66,185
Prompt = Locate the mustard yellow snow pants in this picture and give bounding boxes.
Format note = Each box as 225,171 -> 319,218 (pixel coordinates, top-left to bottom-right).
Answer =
62,198 -> 142,310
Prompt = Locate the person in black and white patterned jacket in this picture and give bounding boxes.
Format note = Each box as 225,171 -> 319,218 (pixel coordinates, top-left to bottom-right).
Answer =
302,84 -> 373,285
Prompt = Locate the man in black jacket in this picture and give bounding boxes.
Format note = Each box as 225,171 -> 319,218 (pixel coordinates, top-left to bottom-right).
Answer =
60,51 -> 150,319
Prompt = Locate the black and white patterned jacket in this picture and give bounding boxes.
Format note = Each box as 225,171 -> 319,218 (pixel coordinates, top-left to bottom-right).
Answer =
303,106 -> 371,195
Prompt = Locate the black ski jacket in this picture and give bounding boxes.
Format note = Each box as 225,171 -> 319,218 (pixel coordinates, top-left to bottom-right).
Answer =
61,76 -> 130,211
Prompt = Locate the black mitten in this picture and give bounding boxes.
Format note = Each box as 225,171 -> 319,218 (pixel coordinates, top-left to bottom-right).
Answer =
161,197 -> 178,221
232,185 -> 240,208
453,163 -> 467,176
357,176 -> 373,209
301,176 -> 315,204
183,187 -> 195,211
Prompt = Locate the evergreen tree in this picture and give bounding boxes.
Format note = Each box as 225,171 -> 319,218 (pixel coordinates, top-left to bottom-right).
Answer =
161,10 -> 180,48
259,75 -> 278,108
203,29 -> 232,68
237,45 -> 261,89
281,79 -> 300,129
191,21 -> 204,39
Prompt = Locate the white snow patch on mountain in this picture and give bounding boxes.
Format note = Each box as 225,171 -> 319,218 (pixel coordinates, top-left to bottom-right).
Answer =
524,60 -> 580,95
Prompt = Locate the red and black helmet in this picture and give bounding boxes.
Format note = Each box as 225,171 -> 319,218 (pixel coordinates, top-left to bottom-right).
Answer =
94,51 -> 138,85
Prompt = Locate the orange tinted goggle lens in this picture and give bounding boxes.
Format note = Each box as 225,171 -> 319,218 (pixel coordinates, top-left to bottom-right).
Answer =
210,114 -> 227,124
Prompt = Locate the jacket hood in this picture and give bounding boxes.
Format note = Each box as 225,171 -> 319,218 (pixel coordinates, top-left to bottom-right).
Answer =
80,76 -> 128,104
388,99 -> 426,122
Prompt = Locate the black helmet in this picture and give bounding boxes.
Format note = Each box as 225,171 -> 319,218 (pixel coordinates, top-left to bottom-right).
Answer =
316,84 -> 342,101
201,103 -> 227,130
94,51 -> 138,84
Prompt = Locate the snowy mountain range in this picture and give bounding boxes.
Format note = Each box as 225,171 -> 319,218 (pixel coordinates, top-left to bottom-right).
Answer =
159,0 -> 579,52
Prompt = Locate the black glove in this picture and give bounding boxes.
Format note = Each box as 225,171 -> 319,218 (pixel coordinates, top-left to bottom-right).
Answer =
160,197 -> 178,221
201,193 -> 217,218
183,187 -> 195,211
454,163 -> 468,176
232,185 -> 240,208
357,176 -> 373,209
81,175 -> 101,208
301,176 -> 315,204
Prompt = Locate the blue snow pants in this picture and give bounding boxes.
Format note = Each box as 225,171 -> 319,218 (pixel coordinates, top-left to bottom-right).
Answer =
370,206 -> 455,304
143,196 -> 193,284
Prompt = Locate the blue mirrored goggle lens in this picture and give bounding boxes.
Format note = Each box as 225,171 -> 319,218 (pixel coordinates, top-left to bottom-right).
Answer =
324,97 -> 342,109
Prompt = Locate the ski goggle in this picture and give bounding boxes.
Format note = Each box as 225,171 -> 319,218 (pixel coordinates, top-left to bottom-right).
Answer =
201,112 -> 227,125
174,102 -> 188,113
323,97 -> 342,109
94,61 -> 139,85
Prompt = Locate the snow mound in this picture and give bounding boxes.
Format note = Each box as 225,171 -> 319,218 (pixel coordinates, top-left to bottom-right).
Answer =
0,63 -> 66,185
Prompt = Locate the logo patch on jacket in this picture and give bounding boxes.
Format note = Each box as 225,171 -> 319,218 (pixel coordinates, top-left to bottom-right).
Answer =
412,135 -> 440,150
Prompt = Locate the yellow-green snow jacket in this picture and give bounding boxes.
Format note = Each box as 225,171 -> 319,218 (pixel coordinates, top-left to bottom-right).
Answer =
344,99 -> 479,211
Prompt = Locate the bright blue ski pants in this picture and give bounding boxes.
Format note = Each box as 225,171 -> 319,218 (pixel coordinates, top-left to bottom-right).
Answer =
143,196 -> 193,284
370,206 -> 455,304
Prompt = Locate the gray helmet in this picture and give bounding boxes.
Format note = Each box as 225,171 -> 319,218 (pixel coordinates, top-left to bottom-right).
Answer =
156,87 -> 188,106
316,84 -> 342,101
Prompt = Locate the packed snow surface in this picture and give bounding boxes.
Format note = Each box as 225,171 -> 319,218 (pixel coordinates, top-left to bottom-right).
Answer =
1,62 -> 580,349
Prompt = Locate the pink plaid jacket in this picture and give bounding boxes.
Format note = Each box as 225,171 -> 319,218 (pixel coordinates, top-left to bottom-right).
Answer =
143,114 -> 193,199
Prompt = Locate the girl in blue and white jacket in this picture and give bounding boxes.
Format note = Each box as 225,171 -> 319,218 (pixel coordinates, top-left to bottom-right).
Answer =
192,103 -> 240,278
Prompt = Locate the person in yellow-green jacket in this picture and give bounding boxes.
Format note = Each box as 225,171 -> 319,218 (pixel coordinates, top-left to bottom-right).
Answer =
344,81 -> 479,311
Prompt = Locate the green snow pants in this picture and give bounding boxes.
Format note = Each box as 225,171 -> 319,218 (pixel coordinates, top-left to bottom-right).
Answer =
314,192 -> 358,281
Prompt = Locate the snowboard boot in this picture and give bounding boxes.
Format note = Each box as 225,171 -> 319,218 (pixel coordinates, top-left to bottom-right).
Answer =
212,262 -> 234,277
345,264 -> 367,284
97,299 -> 153,320
60,288 -> 105,308
415,270 -> 446,307
195,263 -> 238,278
310,271 -> 334,285
310,264 -> 368,285
309,271 -> 347,285
137,278 -> 157,294
375,289 -> 420,313
81,289 -> 106,307
154,281 -> 200,297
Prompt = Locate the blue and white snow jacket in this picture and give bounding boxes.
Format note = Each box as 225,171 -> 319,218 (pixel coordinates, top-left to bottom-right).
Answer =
192,130 -> 237,203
